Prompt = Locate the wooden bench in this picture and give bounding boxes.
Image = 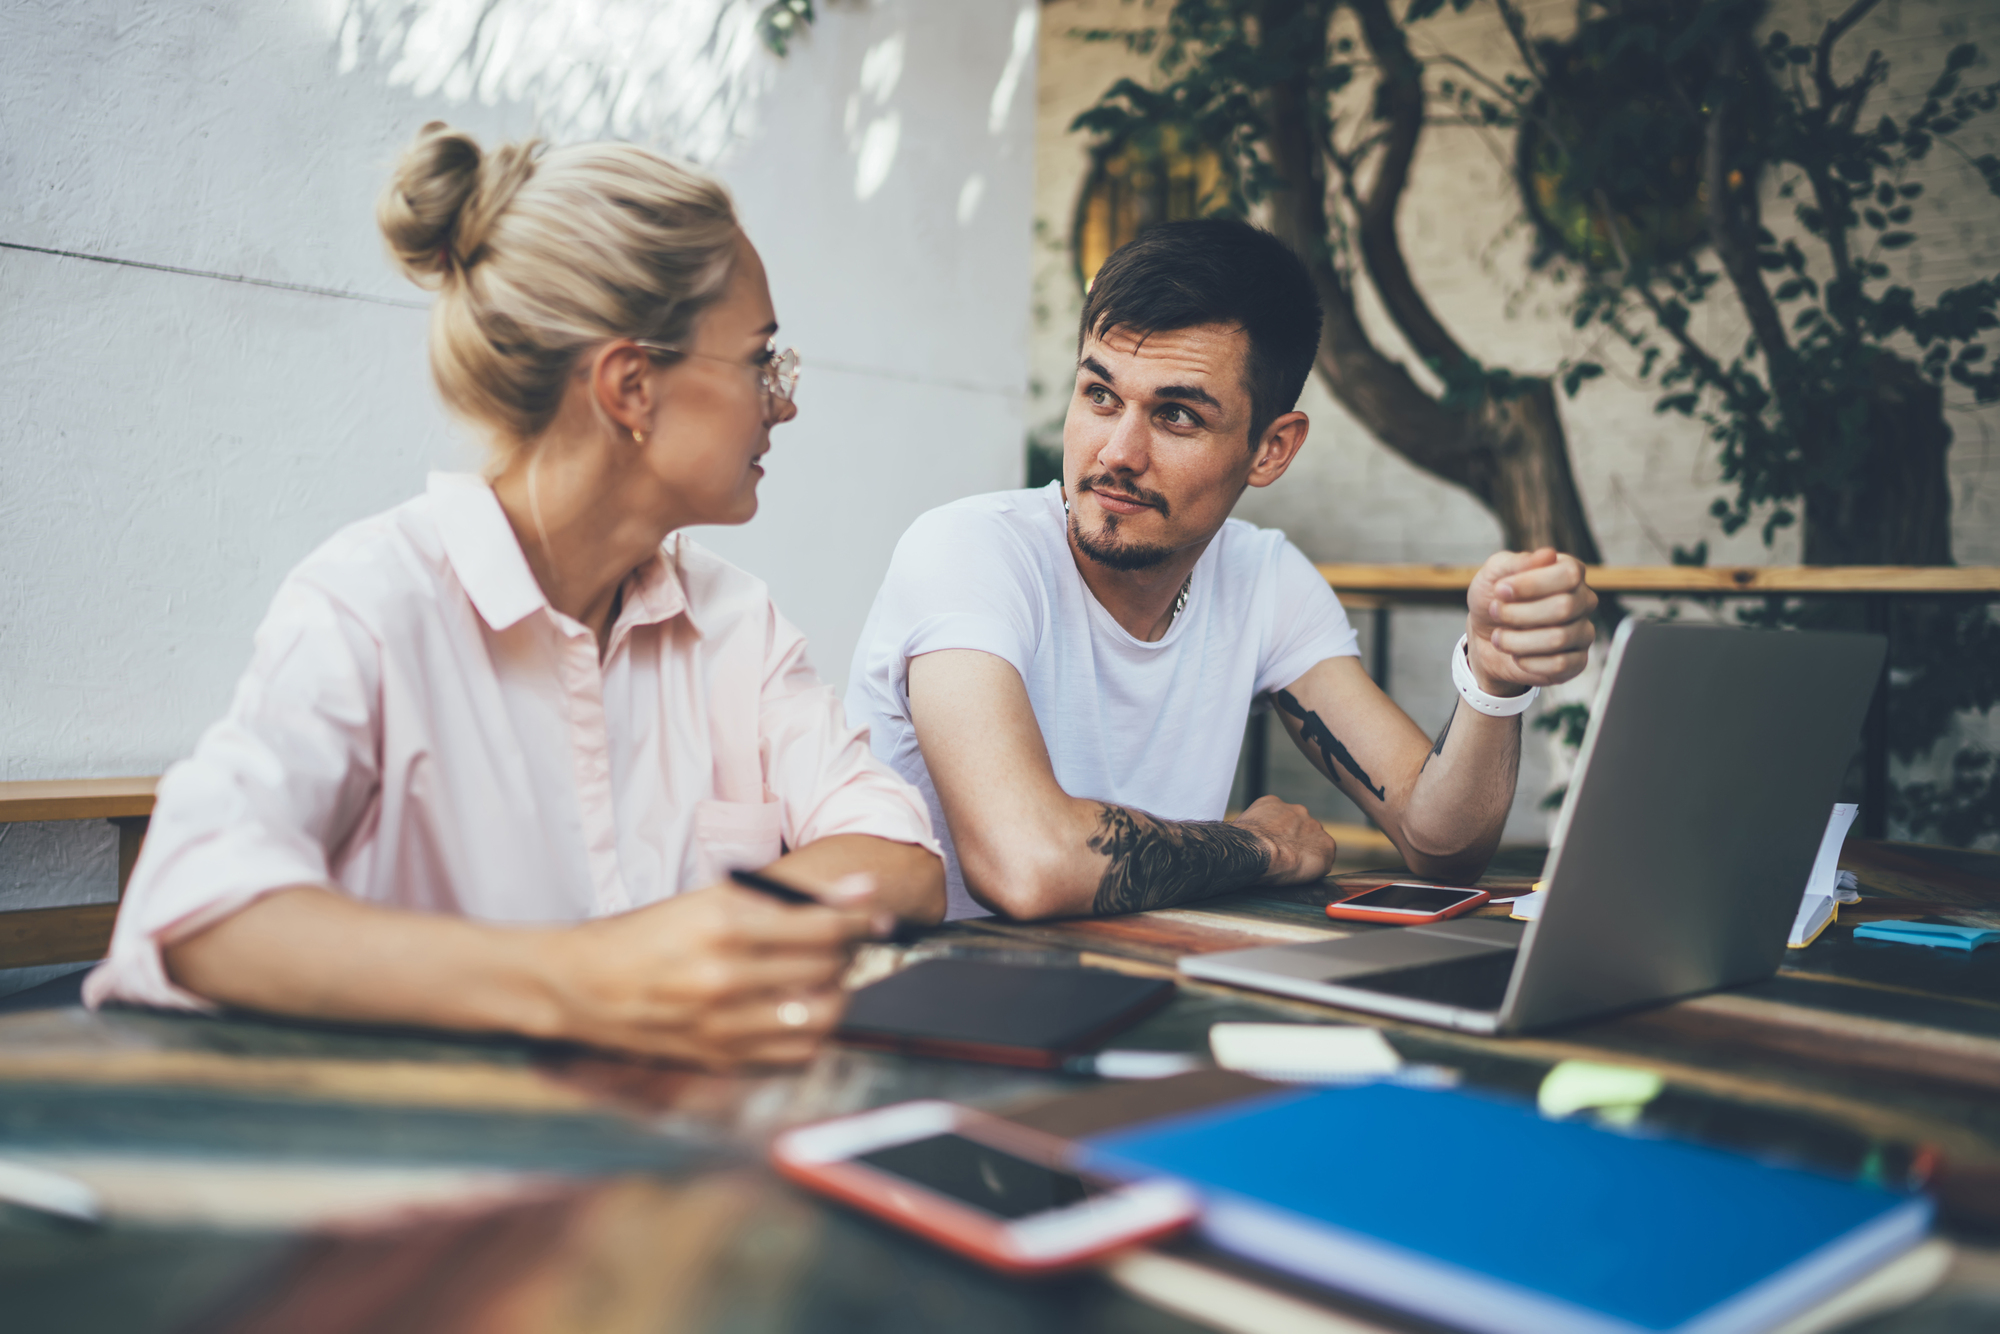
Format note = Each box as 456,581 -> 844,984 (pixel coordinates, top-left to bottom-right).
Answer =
0,779 -> 156,971
1302,564 -> 2000,839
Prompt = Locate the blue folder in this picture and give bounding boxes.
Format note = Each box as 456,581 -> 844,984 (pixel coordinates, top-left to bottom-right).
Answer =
1085,1084 -> 1930,1334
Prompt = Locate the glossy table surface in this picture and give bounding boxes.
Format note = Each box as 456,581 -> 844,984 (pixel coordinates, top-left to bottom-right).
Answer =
3,840 -> 1998,1333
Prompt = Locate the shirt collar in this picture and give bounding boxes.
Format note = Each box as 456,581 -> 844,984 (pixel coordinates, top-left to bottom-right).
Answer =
619,533 -> 699,637
428,472 -> 696,635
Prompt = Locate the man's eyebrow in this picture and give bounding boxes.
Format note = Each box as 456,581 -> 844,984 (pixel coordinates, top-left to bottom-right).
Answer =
1156,383 -> 1221,411
1078,358 -> 1219,412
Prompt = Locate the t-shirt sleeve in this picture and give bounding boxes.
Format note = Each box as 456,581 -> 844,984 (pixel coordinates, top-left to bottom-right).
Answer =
866,505 -> 1045,693
1255,538 -> 1362,696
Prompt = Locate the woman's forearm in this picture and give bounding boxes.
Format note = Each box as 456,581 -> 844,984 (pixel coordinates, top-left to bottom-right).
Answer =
163,886 -> 562,1037
768,834 -> 947,924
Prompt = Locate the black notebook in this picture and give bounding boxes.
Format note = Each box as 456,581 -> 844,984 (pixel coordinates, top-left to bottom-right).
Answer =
836,959 -> 1176,1069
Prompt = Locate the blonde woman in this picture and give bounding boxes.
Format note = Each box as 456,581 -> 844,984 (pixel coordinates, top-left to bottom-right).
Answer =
85,124 -> 945,1068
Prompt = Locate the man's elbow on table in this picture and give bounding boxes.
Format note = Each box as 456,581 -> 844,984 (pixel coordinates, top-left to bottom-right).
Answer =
957,837 -> 1088,922
1394,822 -> 1500,889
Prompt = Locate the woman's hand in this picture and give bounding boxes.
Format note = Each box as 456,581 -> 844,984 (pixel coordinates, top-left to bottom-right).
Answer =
536,884 -> 878,1068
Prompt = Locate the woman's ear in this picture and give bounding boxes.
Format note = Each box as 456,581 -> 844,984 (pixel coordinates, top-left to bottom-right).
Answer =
590,341 -> 658,440
1247,411 -> 1310,488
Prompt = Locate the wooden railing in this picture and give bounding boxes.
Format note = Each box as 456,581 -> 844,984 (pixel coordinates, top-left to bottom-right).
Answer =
1293,564 -> 2000,839
0,778 -> 156,971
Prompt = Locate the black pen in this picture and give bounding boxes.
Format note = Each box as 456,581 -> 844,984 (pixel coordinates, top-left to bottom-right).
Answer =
728,868 -> 920,943
728,867 -> 822,906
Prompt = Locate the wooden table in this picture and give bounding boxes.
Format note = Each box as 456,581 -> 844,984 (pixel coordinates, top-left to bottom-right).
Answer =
2,840 -> 1998,1332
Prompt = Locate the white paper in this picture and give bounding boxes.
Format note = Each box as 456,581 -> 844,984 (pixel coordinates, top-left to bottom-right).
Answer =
1789,892 -> 1837,948
1208,1023 -> 1402,1083
0,1159 -> 101,1223
1088,1050 -> 1205,1080
1790,803 -> 1859,947
1510,891 -> 1547,921
1805,803 -> 1860,901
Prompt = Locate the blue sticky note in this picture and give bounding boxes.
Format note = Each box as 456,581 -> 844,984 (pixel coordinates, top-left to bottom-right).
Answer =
1853,921 -> 2000,951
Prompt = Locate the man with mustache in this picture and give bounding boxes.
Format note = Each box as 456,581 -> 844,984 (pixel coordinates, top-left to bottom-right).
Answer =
847,219 -> 1598,920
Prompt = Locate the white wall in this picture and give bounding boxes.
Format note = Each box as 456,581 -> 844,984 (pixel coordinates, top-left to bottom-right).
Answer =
0,0 -> 1036,987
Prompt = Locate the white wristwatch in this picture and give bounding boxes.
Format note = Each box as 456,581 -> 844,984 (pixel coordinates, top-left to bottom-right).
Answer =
1451,634 -> 1540,717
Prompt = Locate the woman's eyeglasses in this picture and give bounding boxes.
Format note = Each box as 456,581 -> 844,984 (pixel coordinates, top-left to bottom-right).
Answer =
634,340 -> 800,417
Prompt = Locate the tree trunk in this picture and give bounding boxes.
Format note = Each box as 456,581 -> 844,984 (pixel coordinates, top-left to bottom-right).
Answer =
1801,354 -> 1955,566
1260,0 -> 1604,561
1309,359 -> 1604,559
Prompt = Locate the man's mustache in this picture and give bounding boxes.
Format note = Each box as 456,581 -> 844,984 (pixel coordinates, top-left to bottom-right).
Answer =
1078,475 -> 1170,518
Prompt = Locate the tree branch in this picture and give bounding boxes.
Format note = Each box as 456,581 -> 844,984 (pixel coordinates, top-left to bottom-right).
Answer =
1426,52 -> 1528,109
1705,38 -> 1801,412
1259,0 -> 1473,485
1800,8 -> 1886,304
1489,0 -> 1549,85
1813,0 -> 1883,113
1344,0 -> 1472,375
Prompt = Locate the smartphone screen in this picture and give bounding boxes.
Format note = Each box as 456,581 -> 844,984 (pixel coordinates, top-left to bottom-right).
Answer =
855,1134 -> 1099,1220
1341,883 -> 1482,913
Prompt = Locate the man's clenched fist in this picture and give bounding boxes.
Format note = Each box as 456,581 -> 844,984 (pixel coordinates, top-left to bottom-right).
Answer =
1464,549 -> 1598,694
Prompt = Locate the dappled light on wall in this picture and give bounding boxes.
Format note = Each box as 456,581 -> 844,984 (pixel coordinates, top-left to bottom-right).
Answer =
329,0 -> 771,161
847,31 -> 903,200
988,7 -> 1036,137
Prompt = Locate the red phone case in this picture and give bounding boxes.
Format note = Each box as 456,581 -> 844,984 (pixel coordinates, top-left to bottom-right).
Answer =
1325,883 -> 1491,925
771,1106 -> 1194,1276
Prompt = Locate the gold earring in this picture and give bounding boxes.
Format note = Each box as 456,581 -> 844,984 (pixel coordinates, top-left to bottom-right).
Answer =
632,425 -> 645,446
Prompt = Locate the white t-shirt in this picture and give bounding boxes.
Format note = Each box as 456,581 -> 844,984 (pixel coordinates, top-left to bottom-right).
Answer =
847,482 -> 1360,919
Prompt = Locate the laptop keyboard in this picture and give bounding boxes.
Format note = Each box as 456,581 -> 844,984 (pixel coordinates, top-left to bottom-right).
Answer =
1332,949 -> 1518,1010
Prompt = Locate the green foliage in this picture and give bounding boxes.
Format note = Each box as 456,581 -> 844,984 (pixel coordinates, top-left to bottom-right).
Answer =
1894,747 -> 2000,847
1532,702 -> 1592,749
1558,6 -> 2000,543
1519,0 -> 1745,272
1070,1 -> 1333,220
1026,430 -> 1065,489
757,0 -> 814,56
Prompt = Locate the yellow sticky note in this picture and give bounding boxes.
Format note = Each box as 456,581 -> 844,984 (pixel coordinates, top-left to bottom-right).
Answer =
1537,1059 -> 1664,1127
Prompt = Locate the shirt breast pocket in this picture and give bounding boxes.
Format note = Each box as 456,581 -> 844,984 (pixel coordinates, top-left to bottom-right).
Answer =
691,798 -> 786,887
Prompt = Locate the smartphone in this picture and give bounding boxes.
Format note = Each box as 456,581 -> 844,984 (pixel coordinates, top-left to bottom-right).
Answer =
1325,882 -> 1490,925
770,1100 -> 1197,1275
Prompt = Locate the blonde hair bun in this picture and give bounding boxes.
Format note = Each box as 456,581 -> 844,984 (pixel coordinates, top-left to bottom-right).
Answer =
374,122 -> 739,454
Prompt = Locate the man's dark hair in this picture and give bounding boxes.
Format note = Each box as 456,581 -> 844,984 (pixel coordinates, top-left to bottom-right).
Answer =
1078,218 -> 1323,447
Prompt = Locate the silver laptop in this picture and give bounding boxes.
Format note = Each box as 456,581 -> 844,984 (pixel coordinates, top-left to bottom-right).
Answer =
1181,621 -> 1887,1033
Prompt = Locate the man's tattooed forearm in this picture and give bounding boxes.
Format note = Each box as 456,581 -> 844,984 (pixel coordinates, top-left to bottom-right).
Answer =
1420,710 -> 1454,773
1087,804 -> 1271,915
1272,689 -> 1386,801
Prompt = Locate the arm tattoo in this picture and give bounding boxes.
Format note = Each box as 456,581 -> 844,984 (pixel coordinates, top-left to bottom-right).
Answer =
1088,804 -> 1271,915
1272,689 -> 1386,802
1420,710 -> 1454,773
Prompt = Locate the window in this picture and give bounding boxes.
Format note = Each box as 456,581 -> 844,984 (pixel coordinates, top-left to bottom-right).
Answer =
1073,125 -> 1227,289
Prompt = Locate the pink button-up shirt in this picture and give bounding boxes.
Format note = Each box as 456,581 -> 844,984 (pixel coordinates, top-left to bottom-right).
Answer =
86,472 -> 939,1011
